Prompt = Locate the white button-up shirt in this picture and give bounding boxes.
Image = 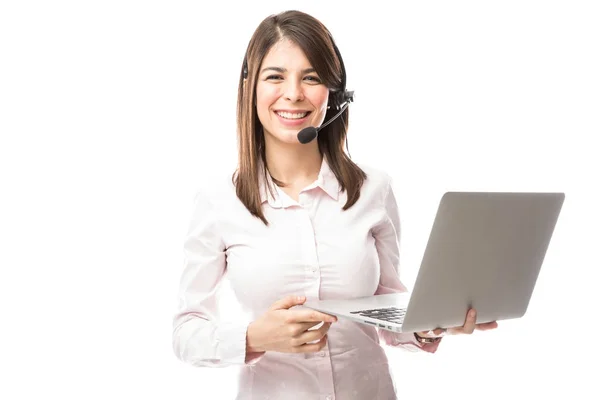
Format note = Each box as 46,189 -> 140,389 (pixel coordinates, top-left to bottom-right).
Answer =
173,158 -> 440,400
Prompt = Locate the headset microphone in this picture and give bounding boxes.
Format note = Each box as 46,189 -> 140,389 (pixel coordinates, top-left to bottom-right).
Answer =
297,91 -> 354,144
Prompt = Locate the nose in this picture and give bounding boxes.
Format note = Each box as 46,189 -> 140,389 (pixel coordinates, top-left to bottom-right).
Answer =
283,79 -> 304,102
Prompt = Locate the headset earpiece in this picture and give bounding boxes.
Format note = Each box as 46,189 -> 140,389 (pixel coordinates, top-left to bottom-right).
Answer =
328,36 -> 353,110
243,56 -> 248,80
330,90 -> 354,110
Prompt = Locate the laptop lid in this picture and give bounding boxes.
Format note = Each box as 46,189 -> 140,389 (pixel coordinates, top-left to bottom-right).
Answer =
401,192 -> 565,333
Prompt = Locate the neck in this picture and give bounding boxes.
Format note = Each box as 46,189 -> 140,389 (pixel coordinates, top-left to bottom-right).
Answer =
264,138 -> 322,186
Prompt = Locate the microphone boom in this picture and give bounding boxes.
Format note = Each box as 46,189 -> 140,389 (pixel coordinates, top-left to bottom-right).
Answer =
296,94 -> 353,144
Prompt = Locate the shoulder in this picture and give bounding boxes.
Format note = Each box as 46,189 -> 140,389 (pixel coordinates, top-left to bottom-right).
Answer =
356,162 -> 393,199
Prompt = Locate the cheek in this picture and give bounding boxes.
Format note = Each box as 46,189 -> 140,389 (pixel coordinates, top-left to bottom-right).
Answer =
310,88 -> 330,112
308,89 -> 330,126
256,84 -> 280,117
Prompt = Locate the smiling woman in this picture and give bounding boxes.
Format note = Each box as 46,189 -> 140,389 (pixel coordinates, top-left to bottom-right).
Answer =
235,10 -> 366,223
171,9 -> 496,400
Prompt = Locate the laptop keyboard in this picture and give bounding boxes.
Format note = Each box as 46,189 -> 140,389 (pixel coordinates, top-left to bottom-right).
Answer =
350,307 -> 406,324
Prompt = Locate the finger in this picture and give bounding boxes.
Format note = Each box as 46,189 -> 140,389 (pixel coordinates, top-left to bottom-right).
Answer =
432,327 -> 447,336
287,309 -> 337,324
286,320 -> 327,338
291,334 -> 328,353
475,321 -> 498,331
461,309 -> 477,334
419,328 -> 446,337
293,320 -> 330,334
271,295 -> 306,311
291,322 -> 331,346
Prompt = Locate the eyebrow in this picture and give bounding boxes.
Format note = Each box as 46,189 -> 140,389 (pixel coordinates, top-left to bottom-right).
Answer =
260,67 -> 316,74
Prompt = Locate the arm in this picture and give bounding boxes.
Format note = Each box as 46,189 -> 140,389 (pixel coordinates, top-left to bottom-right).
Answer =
172,190 -> 265,367
371,176 -> 441,354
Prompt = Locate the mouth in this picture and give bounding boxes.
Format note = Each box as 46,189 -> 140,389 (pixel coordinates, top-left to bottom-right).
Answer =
273,110 -> 312,127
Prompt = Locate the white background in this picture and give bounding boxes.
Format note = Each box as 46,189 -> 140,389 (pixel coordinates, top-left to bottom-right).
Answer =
1,1 -> 598,399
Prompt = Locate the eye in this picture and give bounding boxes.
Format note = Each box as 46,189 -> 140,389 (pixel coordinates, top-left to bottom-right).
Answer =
304,75 -> 322,84
265,74 -> 283,81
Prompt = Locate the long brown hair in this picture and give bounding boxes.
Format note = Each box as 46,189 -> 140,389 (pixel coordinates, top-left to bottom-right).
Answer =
234,10 -> 366,225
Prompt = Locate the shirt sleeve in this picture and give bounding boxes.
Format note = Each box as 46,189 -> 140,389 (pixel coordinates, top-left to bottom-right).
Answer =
172,189 -> 265,367
372,176 -> 441,354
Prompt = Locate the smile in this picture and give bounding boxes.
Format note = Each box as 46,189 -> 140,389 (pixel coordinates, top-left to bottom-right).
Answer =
273,110 -> 312,127
275,111 -> 310,119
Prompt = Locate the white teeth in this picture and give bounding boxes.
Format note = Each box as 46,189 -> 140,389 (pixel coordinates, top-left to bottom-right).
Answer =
276,111 -> 308,119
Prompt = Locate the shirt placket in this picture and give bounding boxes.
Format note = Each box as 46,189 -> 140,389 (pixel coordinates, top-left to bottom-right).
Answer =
298,191 -> 336,400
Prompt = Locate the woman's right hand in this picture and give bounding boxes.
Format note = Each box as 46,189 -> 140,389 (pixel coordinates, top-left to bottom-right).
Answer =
246,295 -> 337,354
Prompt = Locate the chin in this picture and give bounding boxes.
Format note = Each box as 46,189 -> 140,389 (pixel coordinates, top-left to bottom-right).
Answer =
279,130 -> 305,144
266,127 -> 307,145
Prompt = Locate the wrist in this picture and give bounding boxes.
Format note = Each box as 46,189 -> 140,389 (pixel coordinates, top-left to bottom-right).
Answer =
245,321 -> 261,353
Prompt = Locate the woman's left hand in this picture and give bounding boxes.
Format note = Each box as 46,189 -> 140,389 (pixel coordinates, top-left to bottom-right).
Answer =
416,309 -> 498,339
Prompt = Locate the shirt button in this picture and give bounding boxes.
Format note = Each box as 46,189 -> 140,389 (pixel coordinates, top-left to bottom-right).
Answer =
319,351 -> 326,357
325,396 -> 332,400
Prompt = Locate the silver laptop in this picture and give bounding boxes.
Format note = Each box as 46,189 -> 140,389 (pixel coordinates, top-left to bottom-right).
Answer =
303,192 -> 565,333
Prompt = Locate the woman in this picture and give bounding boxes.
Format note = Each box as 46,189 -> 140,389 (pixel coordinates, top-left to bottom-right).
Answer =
172,10 -> 497,400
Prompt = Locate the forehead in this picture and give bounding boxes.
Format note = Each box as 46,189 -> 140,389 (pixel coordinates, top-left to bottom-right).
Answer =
261,38 -> 312,68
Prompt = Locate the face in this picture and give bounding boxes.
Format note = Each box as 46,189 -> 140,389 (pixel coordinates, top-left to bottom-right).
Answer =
255,38 -> 330,145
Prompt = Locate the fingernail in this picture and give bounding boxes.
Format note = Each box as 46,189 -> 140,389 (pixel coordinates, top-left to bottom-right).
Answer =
470,310 -> 476,318
297,296 -> 305,301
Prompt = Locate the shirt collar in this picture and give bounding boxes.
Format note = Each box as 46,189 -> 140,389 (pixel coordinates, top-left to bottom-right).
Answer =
315,157 -> 340,201
258,157 -> 340,208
